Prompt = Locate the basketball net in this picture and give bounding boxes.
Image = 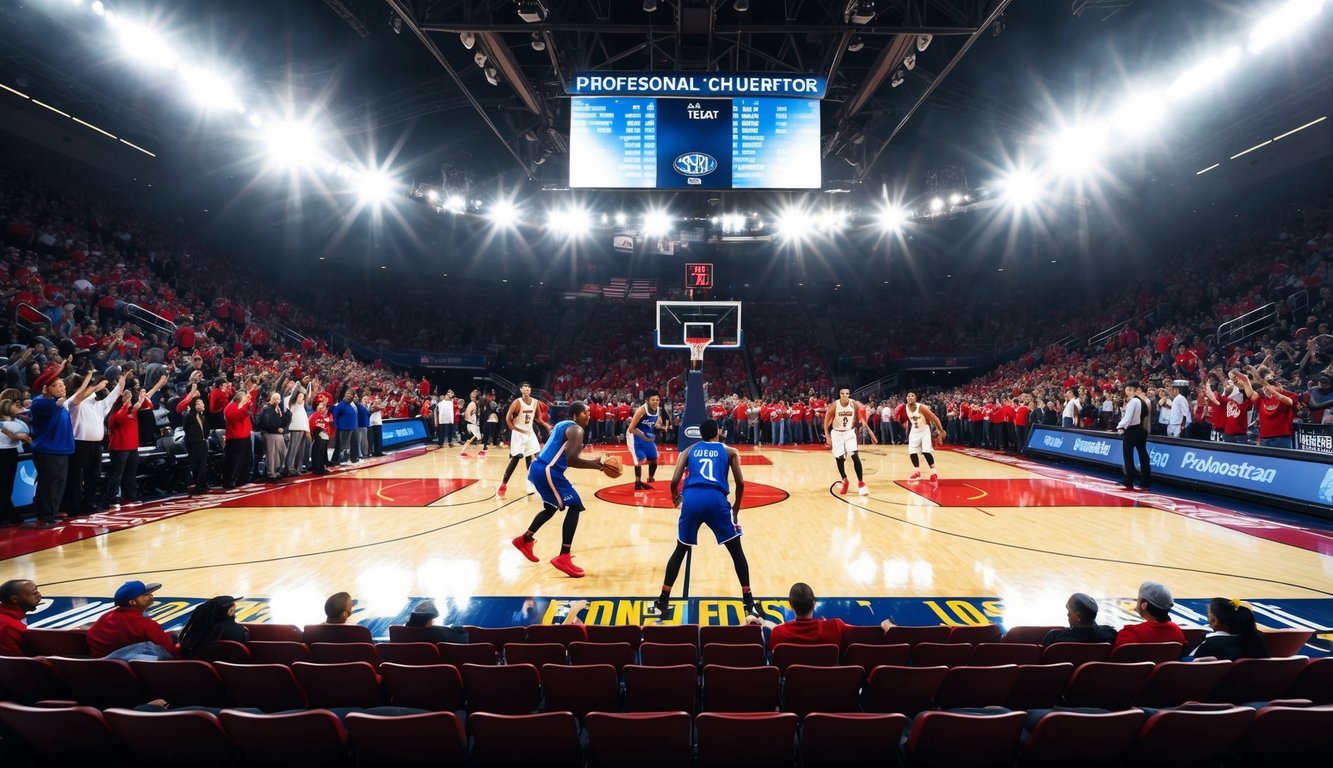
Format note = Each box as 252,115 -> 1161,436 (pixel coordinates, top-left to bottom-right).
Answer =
686,337 -> 711,372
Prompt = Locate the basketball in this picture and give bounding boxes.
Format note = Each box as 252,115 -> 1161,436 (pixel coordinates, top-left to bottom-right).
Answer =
601,455 -> 624,478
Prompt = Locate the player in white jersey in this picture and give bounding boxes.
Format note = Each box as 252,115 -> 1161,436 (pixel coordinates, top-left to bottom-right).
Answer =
824,387 -> 877,495
499,382 -> 552,497
903,392 -> 945,483
459,389 -> 486,458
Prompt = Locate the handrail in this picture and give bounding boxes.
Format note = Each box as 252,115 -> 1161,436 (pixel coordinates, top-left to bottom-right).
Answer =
121,302 -> 177,337
13,302 -> 46,334
1218,302 -> 1278,347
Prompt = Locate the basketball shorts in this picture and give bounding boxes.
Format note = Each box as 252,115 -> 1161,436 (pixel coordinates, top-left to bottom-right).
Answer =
908,427 -> 933,454
678,488 -> 739,546
466,423 -> 481,439
628,433 -> 658,464
510,430 -> 540,457
529,461 -> 581,510
830,429 -> 858,458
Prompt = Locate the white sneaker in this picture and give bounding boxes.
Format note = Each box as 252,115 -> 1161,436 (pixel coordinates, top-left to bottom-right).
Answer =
857,482 -> 869,496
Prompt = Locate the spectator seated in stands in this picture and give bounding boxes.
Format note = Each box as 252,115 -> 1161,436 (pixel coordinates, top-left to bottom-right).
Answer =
1041,592 -> 1117,645
0,578 -> 42,656
323,591 -> 353,624
400,600 -> 469,643
748,581 -> 892,651
177,595 -> 249,657
87,580 -> 180,660
1189,597 -> 1269,660
1114,580 -> 1186,648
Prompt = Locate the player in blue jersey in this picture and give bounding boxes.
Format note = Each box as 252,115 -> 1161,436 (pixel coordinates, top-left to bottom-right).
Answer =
649,419 -> 756,619
511,402 -> 611,578
627,389 -> 663,492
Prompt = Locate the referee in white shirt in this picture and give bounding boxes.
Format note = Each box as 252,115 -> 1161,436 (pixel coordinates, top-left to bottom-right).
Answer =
1117,381 -> 1151,491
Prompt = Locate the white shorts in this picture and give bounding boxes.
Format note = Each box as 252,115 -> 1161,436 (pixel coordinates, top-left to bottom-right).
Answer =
510,430 -> 540,457
908,427 -> 933,454
830,429 -> 858,459
466,423 -> 481,439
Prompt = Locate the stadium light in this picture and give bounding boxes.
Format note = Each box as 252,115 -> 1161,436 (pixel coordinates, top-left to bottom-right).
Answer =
264,121 -> 319,168
1166,47 -> 1240,102
489,198 -> 518,227
642,209 -> 672,237
444,194 -> 466,213
1000,168 -> 1043,208
355,169 -> 393,204
91,0 -> 104,16
613,211 -> 627,226
179,65 -> 244,113
1047,121 -> 1107,177
877,204 -> 908,232
1110,91 -> 1167,138
928,197 -> 945,212
1249,0 -> 1327,54
948,192 -> 963,205
816,207 -> 847,232
110,18 -> 179,70
776,206 -> 813,241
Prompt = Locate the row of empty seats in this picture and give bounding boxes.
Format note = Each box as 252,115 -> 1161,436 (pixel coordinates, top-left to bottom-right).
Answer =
3,654 -> 1329,715
2,701 -> 1331,767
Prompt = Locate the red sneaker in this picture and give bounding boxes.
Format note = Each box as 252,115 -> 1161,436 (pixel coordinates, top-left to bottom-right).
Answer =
479,450 -> 487,457
929,472 -> 938,482
460,452 -> 471,458
839,478 -> 849,495
550,553 -> 585,577
909,471 -> 921,480
498,483 -> 507,497
511,535 -> 539,562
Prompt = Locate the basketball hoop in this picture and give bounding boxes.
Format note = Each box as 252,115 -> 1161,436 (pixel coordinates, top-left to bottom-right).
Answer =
686,337 -> 711,371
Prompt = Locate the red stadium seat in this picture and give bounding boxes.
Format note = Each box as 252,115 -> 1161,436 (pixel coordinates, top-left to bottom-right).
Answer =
379,663 -> 464,711
463,625 -> 525,652
911,641 -> 974,668
904,709 -> 1028,768
639,641 -> 698,667
345,711 -> 468,768
1124,706 -> 1254,767
701,642 -> 767,667
1018,709 -> 1146,768
1180,627 -> 1207,650
375,642 -> 440,666
695,712 -> 798,768
800,712 -> 909,768
292,661 -> 384,708
188,640 -> 252,664
843,642 -> 911,673
971,642 -> 1042,666
700,624 -> 764,646
584,711 -> 692,768
504,642 -> 568,669
309,641 -> 378,664
1062,661 -> 1154,710
837,624 -> 890,649
1288,657 -> 1333,704
771,642 -> 839,672
437,641 -> 498,666
462,662 -> 541,714
861,664 -> 948,716
105,708 -> 235,767
215,661 -> 307,711
540,663 -> 620,718
1006,663 -> 1075,710
702,664 -> 780,712
22,629 -> 91,658
385,625 -> 439,643
1001,625 -> 1061,644
781,664 -> 864,717
129,659 -> 228,708
622,664 -> 698,713
0,703 -> 124,765
1229,704 -> 1333,765
1040,642 -> 1110,665
1263,629 -> 1315,657
0,656 -> 64,704
1106,641 -> 1182,664
569,641 -> 635,671
935,664 -> 1020,709
884,625 -> 951,645
241,623 -> 303,643
1206,656 -> 1308,704
46,657 -> 148,709
470,711 -> 582,768
949,624 -> 1003,644
584,624 -> 644,650
220,709 -> 350,768
642,623 -> 700,648
302,623 -> 373,644
525,623 -> 587,647
1134,660 -> 1231,708
247,640 -> 312,665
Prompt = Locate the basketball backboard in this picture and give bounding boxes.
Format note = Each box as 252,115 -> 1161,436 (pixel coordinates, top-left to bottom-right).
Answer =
655,301 -> 743,350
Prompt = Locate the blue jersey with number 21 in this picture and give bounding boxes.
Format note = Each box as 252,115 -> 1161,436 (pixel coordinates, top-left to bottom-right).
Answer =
683,442 -> 729,495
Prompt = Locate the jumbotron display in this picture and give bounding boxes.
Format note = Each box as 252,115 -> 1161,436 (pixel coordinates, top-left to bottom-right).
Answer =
569,96 -> 821,189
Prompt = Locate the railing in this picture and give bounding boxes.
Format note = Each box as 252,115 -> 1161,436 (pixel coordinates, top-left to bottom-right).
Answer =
1287,289 -> 1309,319
120,302 -> 177,338
13,302 -> 47,335
255,316 -> 306,346
1218,302 -> 1279,347
853,372 -> 900,402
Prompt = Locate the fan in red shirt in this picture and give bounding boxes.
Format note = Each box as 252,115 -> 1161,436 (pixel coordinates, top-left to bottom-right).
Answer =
1243,374 -> 1297,447
756,582 -> 893,652
87,580 -> 180,659
1114,581 -> 1185,648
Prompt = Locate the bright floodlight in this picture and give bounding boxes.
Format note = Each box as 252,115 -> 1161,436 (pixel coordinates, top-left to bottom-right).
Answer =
948,192 -> 963,205
929,197 -> 945,212
489,199 -> 518,226
179,65 -> 243,112
1167,47 -> 1240,102
1000,169 -> 1042,208
356,170 -> 393,204
642,209 -> 672,237
816,208 -> 847,232
111,18 -> 179,69
264,121 -> 319,168
776,206 -> 813,241
547,206 -> 590,237
877,204 -> 908,232
1048,122 -> 1107,177
91,1 -> 105,16
1250,0 -> 1326,54
1111,91 -> 1167,138
444,195 -> 466,213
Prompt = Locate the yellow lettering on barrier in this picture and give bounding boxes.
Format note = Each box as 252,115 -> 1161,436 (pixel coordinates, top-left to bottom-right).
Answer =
760,600 -> 787,623
981,600 -> 1004,619
147,601 -> 194,624
947,600 -> 989,625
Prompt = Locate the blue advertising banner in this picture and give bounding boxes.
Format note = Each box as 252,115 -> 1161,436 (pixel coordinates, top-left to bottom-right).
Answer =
1025,425 -> 1333,514
380,417 -> 428,449
24,594 -> 1331,655
10,456 -> 34,508
568,72 -> 827,99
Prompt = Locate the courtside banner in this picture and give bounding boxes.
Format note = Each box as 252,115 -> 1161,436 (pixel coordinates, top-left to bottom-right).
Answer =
1025,425 -> 1333,514
380,417 -> 428,448
568,72 -> 827,98
23,595 -> 1331,654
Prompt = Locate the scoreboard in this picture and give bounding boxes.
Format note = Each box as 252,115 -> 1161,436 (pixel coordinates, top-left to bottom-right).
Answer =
570,96 -> 821,189
685,263 -> 714,289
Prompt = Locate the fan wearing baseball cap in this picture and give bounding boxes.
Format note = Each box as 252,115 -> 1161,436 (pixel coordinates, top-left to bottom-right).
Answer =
1113,580 -> 1186,648
27,360 -> 100,528
87,580 -> 180,660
